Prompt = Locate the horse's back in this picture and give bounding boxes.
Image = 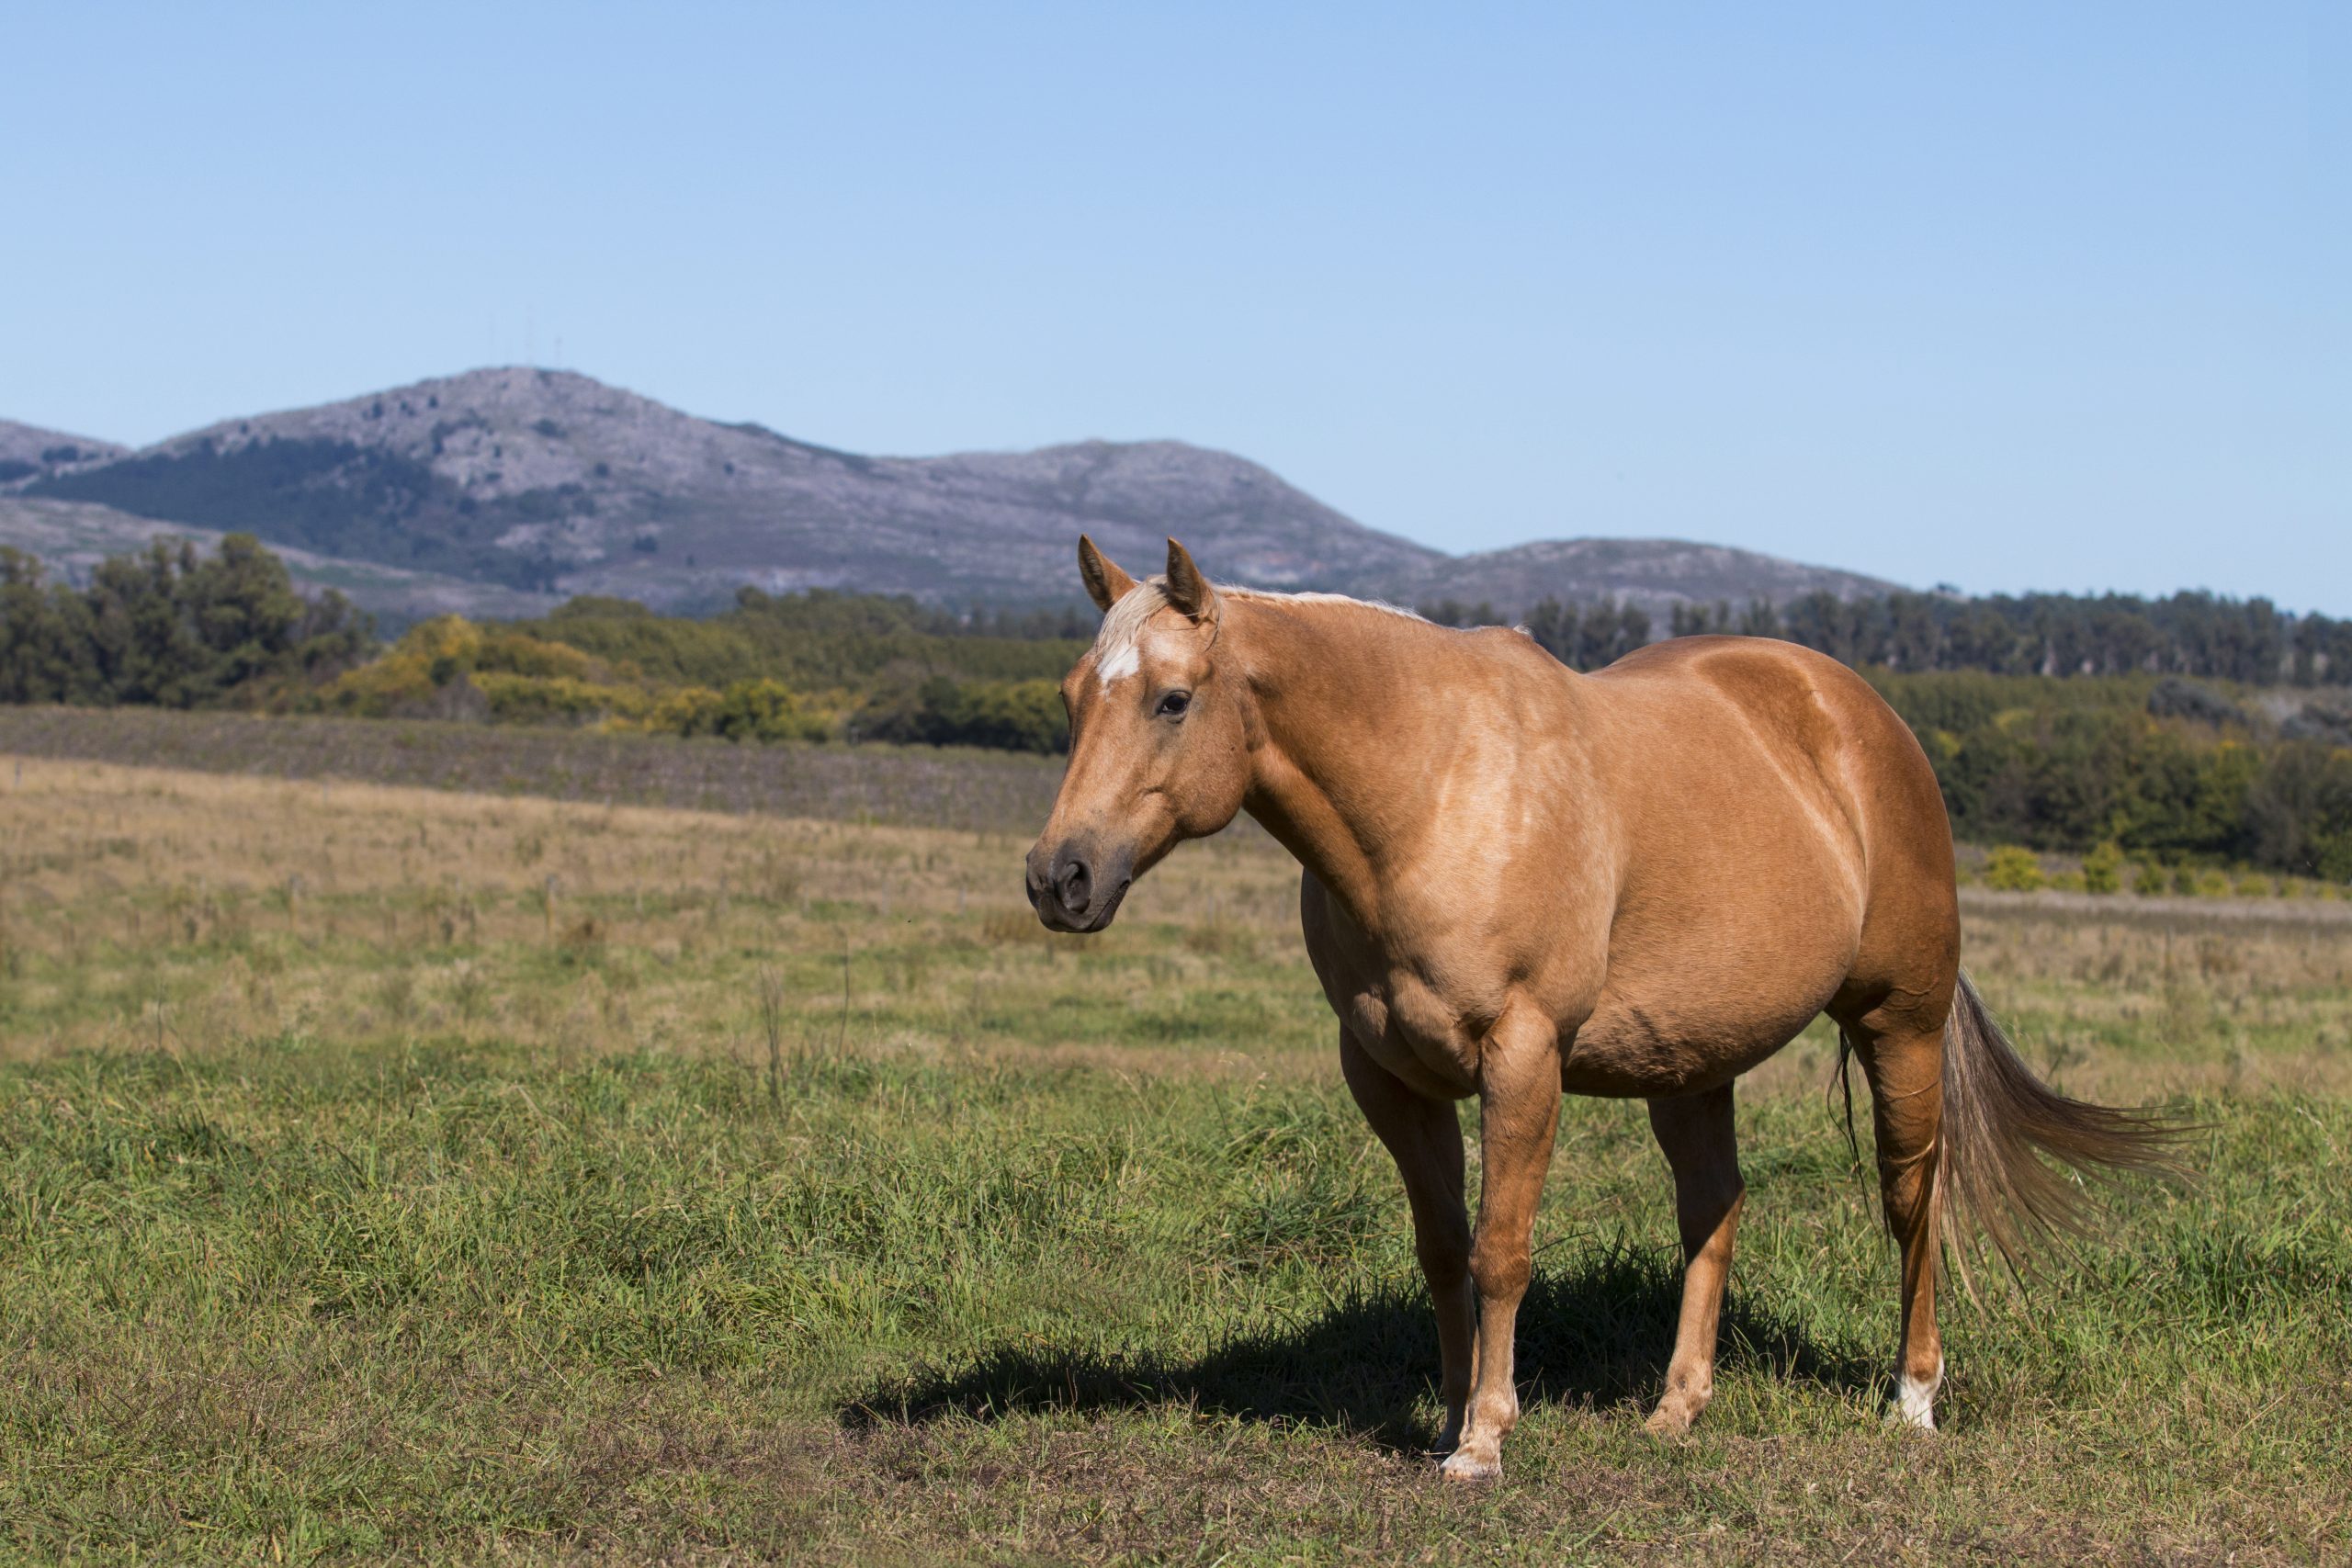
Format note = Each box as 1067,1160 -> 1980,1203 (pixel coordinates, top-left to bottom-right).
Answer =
1585,635 -> 1953,889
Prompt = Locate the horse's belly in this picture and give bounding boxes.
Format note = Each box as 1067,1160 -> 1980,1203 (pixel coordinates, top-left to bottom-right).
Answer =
1564,905 -> 1856,1097
1561,998 -> 1817,1097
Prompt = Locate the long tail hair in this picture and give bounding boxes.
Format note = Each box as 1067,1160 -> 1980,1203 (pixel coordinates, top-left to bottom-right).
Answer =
1937,971 -> 2187,1279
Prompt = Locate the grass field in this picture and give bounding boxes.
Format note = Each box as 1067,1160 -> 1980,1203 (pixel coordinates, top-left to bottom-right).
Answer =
3,755 -> 2348,1563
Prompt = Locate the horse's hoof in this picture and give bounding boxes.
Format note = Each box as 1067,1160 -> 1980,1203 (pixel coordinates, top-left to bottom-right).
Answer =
1885,1359 -> 1942,1431
1439,1449 -> 1501,1483
1883,1401 -> 1938,1433
1643,1401 -> 1696,1438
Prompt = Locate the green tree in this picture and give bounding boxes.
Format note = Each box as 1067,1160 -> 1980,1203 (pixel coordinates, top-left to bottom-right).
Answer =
0,534 -> 367,709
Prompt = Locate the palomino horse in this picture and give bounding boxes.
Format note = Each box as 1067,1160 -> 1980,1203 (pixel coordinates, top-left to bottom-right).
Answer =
1027,537 -> 2176,1480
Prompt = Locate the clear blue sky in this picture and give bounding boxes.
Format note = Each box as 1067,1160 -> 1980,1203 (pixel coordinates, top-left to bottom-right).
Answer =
5,3 -> 2345,607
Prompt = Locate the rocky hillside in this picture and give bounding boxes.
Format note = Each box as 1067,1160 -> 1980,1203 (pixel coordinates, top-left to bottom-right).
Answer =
22,368 -> 1438,611
1370,536 -> 1899,619
0,420 -> 127,486
10,367 -> 1903,618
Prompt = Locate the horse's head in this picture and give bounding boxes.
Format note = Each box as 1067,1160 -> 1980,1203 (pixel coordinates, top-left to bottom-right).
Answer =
1026,536 -> 1252,932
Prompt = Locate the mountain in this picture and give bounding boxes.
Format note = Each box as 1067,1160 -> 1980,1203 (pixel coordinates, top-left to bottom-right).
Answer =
1369,537 -> 1899,619
20,368 -> 1438,611
8,367 -> 1902,619
0,420 -> 127,486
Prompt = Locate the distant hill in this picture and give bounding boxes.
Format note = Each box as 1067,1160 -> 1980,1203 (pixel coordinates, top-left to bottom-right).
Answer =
1371,537 -> 1900,619
8,367 -> 1901,618
18,368 -> 1439,610
0,420 -> 127,486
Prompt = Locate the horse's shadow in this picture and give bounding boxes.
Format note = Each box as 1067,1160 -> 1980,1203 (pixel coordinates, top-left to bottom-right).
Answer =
840,1241 -> 1878,1451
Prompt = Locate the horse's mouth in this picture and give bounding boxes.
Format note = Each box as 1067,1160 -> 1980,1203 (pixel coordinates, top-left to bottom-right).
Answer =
1036,875 -> 1132,934
1080,877 -> 1133,932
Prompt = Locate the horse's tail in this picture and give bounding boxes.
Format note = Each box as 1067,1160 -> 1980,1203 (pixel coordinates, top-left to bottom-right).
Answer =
1937,971 -> 2186,1278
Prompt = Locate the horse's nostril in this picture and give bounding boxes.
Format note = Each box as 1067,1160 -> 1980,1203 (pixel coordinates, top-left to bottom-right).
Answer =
1057,859 -> 1091,913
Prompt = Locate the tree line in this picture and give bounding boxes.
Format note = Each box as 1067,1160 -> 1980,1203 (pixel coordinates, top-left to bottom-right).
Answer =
511,588 -> 1085,687
0,536 -> 368,707
1746,588 -> 2350,684
2,536 -> 2346,875
1419,586 -> 2348,683
1867,671 -> 2352,882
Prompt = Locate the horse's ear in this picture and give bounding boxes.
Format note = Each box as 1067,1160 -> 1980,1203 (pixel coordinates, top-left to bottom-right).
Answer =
1077,536 -> 1137,613
1163,537 -> 1218,623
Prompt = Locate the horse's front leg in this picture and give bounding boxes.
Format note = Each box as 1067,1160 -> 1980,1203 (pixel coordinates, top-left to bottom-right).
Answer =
1338,1029 -> 1473,1452
1441,1006 -> 1562,1482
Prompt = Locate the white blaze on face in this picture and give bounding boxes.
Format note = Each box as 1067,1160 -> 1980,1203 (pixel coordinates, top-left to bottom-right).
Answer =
1097,641 -> 1141,688
1091,581 -> 1170,694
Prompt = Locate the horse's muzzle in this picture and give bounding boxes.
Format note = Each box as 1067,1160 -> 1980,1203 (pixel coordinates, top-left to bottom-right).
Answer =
1025,839 -> 1133,933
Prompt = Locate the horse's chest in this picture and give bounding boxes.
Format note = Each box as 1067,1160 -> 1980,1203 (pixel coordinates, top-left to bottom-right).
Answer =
1349,967 -> 1488,1094
1300,882 -> 1510,1100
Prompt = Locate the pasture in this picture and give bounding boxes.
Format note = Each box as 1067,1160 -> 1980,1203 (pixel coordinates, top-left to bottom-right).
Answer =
2,754 -> 2347,1563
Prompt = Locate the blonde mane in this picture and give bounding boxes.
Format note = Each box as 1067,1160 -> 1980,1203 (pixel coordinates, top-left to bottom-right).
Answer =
1221,586 -> 1429,623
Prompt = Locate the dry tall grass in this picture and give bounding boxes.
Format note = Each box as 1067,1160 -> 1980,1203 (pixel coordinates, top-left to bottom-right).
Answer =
6,754 -> 2346,1100
0,756 -> 1300,1074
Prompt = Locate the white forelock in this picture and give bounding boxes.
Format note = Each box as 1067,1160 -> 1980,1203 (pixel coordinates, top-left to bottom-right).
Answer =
1091,580 -> 1173,690
1089,580 -> 1430,691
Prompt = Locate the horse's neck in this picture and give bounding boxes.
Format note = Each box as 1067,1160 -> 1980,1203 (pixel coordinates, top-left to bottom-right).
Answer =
1230,595 -> 1464,926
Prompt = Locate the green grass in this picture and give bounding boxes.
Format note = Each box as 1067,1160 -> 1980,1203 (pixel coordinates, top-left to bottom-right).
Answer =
6,1036 -> 2346,1563
1,758 -> 2347,1562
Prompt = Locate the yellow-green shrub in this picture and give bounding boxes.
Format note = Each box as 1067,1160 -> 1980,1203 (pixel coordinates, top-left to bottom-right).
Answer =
471,671 -> 652,725
1984,845 -> 2046,892
646,685 -> 727,736
474,627 -> 602,682
319,616 -> 622,717
639,678 -> 828,743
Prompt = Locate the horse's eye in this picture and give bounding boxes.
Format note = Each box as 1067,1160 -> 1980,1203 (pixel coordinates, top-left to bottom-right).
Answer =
1157,691 -> 1192,718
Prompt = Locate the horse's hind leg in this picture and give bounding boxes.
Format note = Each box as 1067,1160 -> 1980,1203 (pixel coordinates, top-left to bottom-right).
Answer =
1845,1013 -> 1947,1430
1643,1084 -> 1745,1436
1338,1030 -> 1475,1453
